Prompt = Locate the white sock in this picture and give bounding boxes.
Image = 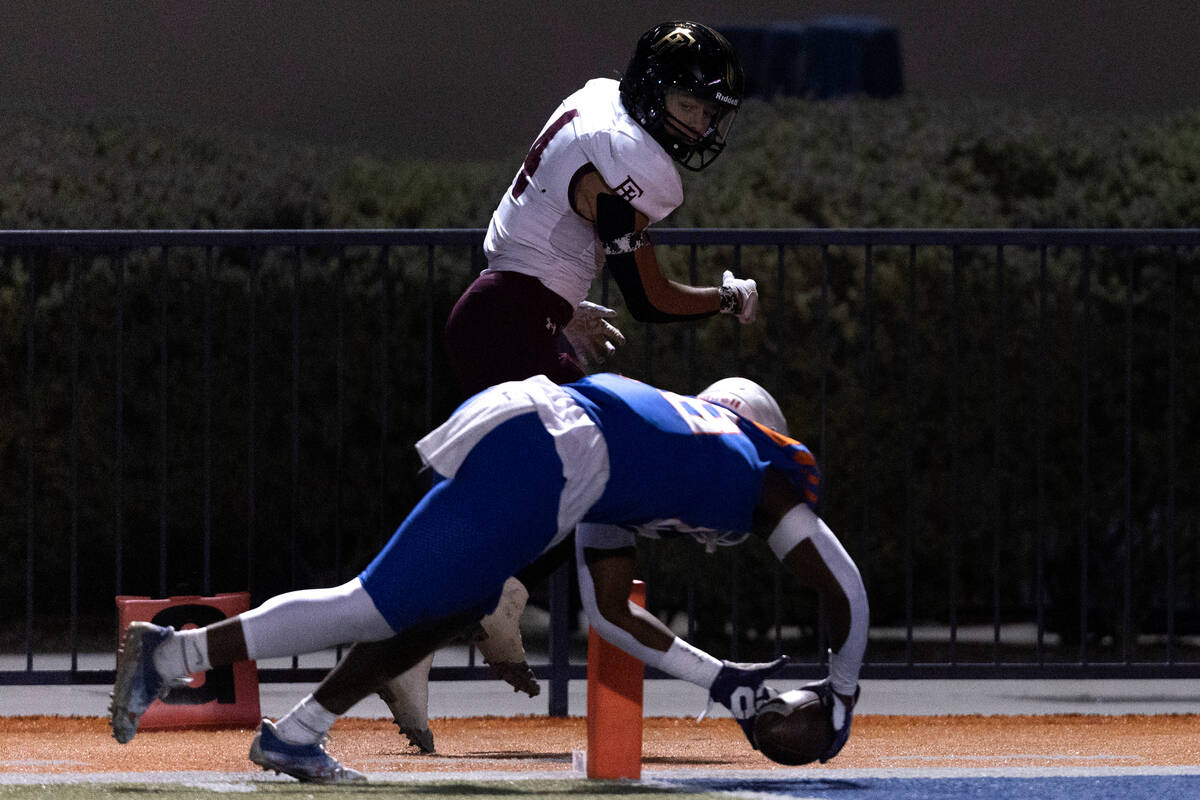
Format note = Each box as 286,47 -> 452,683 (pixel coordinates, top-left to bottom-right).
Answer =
658,637 -> 722,688
273,695 -> 337,746
239,579 -> 394,660
153,628 -> 212,682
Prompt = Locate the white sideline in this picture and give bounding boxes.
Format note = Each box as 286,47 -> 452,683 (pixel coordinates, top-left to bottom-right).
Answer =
3,765 -> 1200,786
6,677 -> 1200,718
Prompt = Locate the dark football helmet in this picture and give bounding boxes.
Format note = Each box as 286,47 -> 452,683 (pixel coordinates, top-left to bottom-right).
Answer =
619,20 -> 744,171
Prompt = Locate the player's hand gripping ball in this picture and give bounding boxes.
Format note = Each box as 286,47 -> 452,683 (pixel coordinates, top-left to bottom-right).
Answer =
751,688 -> 834,765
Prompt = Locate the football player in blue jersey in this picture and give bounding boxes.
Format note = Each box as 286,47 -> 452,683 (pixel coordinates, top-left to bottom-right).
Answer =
573,377 -> 865,760
109,373 -> 867,783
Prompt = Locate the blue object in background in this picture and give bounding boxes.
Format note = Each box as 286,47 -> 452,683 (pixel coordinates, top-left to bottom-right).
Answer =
723,16 -> 904,100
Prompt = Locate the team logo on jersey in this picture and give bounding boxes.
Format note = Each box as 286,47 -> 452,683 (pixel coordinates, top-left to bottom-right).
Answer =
615,176 -> 643,202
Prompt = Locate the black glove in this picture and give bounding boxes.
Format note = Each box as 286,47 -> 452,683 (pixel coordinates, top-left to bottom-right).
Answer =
801,678 -> 860,762
707,655 -> 790,747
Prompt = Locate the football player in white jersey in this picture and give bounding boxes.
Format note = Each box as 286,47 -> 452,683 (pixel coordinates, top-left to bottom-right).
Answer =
274,20 -> 761,756
444,19 -> 756,400
422,18 -> 756,744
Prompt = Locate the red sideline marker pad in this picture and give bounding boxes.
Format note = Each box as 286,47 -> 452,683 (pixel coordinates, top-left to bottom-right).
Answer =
115,592 -> 261,730
586,579 -> 646,779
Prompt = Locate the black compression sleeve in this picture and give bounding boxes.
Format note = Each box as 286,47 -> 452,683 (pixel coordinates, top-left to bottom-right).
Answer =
596,193 -> 717,324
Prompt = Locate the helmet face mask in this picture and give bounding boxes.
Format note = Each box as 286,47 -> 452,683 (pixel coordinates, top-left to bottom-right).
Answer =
620,21 -> 744,171
662,88 -> 737,155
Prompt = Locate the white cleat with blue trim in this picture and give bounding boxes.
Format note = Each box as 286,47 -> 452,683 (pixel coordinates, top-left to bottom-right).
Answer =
249,719 -> 368,784
109,621 -> 184,744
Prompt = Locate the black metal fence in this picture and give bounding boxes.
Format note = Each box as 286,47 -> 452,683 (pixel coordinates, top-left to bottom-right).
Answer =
2,229 -> 1197,714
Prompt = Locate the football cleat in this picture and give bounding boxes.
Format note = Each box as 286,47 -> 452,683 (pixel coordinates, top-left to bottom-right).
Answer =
249,719 -> 367,784
378,652 -> 436,754
395,724 -> 435,755
475,577 -> 541,697
109,621 -> 185,744
482,659 -> 540,697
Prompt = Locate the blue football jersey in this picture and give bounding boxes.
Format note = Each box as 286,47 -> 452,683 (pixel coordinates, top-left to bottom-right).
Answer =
564,373 -> 820,538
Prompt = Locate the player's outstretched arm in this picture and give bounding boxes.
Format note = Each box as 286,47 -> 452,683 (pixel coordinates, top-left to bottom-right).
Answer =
753,470 -> 868,761
575,522 -> 787,747
575,524 -> 676,654
767,505 -> 867,697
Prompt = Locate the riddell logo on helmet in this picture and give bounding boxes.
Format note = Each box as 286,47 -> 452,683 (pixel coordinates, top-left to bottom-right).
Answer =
715,92 -> 739,106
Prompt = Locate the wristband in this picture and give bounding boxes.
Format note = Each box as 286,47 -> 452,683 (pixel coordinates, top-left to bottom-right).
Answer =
718,284 -> 738,314
601,230 -> 651,255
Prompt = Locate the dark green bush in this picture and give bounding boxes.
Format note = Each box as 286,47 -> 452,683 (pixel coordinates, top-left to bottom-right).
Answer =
1,97 -> 1197,659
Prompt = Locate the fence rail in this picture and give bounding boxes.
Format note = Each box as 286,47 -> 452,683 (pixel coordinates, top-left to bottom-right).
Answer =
2,229 -> 1198,716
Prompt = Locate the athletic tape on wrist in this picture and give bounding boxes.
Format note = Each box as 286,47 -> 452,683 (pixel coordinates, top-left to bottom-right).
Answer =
602,230 -> 651,255
718,284 -> 738,314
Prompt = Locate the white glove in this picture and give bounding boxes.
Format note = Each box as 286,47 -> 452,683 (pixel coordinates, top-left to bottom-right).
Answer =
563,301 -> 626,368
719,270 -> 758,324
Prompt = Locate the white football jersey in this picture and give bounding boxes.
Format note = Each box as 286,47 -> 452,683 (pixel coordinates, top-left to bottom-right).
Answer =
483,78 -> 683,307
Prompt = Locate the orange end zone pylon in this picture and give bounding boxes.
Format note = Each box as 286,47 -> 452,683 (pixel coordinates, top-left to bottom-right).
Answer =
115,592 -> 262,730
585,579 -> 646,779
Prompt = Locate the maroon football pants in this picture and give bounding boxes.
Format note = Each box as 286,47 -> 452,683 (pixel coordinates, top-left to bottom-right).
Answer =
443,269 -> 584,401
442,268 -> 584,584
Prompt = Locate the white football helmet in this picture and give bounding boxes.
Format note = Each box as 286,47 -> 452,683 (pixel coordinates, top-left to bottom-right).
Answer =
697,376 -> 789,436
682,377 -> 789,552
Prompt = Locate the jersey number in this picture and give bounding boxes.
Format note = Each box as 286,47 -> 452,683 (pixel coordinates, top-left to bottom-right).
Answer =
662,391 -> 742,435
512,109 -> 579,199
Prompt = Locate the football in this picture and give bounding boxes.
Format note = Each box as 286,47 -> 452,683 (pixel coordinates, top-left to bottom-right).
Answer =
752,689 -> 833,765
